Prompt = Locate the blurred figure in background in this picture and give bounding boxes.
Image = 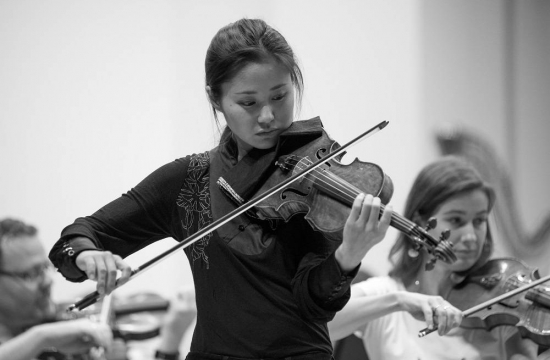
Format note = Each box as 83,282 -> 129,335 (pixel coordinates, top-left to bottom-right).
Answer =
154,290 -> 196,360
329,156 -> 550,360
0,218 -> 114,360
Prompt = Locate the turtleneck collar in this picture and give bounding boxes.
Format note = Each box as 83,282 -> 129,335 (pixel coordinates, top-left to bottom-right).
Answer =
216,117 -> 326,205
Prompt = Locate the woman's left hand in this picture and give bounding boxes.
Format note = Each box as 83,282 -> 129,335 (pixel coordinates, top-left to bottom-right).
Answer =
335,193 -> 392,272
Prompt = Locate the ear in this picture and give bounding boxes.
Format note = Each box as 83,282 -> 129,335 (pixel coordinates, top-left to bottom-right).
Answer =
206,86 -> 221,112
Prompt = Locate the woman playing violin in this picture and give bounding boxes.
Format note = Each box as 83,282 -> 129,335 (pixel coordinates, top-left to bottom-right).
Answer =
329,156 -> 550,360
48,18 -> 393,360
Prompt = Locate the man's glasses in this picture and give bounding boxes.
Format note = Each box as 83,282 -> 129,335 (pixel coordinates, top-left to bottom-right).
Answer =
0,262 -> 53,282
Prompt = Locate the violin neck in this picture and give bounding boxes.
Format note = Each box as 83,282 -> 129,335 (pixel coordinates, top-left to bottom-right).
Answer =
311,170 -> 420,238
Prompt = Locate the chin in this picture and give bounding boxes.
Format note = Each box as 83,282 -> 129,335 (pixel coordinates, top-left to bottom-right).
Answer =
254,140 -> 278,149
451,260 -> 476,273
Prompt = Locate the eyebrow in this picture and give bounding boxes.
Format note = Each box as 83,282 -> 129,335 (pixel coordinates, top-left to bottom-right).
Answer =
442,209 -> 488,216
235,83 -> 288,95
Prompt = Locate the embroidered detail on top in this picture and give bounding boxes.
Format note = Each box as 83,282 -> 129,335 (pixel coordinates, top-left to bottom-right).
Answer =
176,152 -> 212,269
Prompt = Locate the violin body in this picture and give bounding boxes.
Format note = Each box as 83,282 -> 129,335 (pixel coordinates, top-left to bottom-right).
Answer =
447,257 -> 550,346
253,130 -> 393,240
38,293 -> 172,360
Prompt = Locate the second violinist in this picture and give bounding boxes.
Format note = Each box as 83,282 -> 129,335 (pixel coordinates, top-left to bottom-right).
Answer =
329,156 -> 550,360
48,18 -> 393,360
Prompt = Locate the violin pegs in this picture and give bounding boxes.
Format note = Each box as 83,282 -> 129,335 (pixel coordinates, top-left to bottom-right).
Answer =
425,258 -> 436,271
440,229 -> 451,241
425,218 -> 437,231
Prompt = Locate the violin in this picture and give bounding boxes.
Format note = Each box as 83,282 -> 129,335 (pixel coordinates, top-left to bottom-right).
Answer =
419,258 -> 550,346
39,293 -> 177,360
251,122 -> 456,268
69,120 -> 456,312
445,258 -> 550,346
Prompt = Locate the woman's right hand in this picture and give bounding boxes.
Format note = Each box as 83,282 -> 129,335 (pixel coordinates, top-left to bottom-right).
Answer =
75,250 -> 132,295
397,291 -> 463,335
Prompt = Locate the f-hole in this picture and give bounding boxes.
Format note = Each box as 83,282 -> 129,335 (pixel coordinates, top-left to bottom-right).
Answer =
316,148 -> 330,167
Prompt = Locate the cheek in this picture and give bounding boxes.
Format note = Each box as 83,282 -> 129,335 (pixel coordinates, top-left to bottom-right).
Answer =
428,225 -> 449,243
476,226 -> 488,240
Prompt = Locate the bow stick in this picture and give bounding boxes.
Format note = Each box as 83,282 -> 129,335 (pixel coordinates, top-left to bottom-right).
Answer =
68,120 -> 389,312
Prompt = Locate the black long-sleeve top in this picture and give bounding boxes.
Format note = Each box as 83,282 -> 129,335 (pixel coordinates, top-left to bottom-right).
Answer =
49,118 -> 358,358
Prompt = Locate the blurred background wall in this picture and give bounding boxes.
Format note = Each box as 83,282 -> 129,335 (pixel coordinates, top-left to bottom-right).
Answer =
1,0 -> 549,303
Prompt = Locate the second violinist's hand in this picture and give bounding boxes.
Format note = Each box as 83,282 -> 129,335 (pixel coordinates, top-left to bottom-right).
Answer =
396,291 -> 463,336
336,193 -> 392,272
75,250 -> 132,295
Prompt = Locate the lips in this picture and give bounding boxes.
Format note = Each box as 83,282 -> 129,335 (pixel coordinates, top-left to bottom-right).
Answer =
256,129 -> 279,138
454,250 -> 476,256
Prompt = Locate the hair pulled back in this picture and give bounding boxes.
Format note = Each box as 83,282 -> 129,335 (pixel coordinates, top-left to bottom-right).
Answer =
388,156 -> 496,287
205,18 -> 304,122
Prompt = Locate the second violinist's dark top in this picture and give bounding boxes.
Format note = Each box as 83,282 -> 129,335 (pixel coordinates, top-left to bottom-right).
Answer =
49,118 -> 358,359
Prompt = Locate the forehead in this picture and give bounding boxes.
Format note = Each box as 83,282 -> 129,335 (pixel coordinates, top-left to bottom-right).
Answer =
223,59 -> 292,93
437,189 -> 490,213
0,235 -> 46,272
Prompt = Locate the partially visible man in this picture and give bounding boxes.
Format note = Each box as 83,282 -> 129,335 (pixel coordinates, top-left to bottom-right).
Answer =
0,218 -> 112,360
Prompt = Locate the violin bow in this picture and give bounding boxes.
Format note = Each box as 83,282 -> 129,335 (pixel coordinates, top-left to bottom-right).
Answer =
418,272 -> 550,337
68,120 -> 389,312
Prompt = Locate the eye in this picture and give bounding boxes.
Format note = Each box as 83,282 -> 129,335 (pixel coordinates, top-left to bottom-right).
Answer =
446,217 -> 463,228
272,92 -> 287,101
473,217 -> 488,228
240,100 -> 256,107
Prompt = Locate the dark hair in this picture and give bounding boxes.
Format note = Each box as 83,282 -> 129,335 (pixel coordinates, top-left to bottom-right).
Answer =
205,18 -> 304,124
0,218 -> 38,268
388,156 -> 496,287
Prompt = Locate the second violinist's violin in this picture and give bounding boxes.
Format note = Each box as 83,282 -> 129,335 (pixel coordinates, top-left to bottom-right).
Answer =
419,257 -> 550,346
445,257 -> 550,346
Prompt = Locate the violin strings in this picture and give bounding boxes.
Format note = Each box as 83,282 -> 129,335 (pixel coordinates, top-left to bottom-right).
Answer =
293,159 -> 412,232
289,157 -> 417,234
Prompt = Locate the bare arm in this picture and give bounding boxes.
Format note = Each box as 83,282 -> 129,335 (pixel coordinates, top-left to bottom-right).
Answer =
328,283 -> 462,341
328,288 -> 401,341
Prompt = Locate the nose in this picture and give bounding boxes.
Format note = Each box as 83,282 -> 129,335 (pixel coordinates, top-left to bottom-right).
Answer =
455,221 -> 477,244
459,232 -> 477,243
258,105 -> 275,125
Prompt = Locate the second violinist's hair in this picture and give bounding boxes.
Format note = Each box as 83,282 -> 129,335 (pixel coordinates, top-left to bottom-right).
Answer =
388,156 -> 496,287
205,18 -> 304,123
0,218 -> 37,268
